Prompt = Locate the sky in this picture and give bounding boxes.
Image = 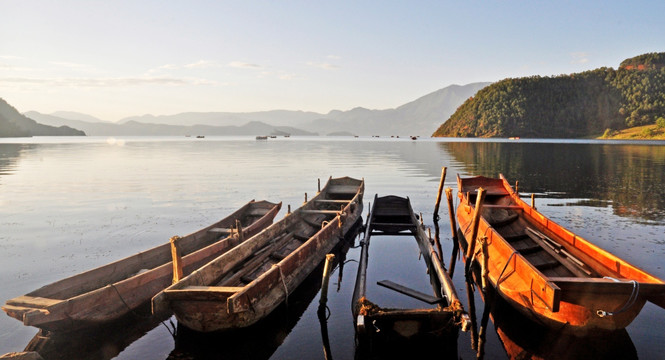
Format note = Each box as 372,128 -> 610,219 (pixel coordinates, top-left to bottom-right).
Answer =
1,1 -> 664,122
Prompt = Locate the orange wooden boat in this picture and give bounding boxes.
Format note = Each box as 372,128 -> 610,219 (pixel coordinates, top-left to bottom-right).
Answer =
456,174 -> 665,334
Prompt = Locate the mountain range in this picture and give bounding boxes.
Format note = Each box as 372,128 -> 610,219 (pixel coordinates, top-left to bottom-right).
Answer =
20,82 -> 489,137
0,98 -> 85,137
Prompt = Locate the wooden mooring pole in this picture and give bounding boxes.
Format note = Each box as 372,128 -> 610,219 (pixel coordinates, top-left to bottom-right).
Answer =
464,187 -> 486,276
445,188 -> 460,277
433,167 -> 447,221
235,219 -> 244,242
170,236 -> 183,284
319,254 -> 336,307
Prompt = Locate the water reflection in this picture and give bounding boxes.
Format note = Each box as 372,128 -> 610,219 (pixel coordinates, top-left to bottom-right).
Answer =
22,305 -> 169,360
440,142 -> 665,221
0,144 -> 26,178
452,241 -> 639,360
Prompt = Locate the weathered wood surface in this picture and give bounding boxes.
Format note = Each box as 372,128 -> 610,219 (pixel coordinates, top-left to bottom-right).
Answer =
2,200 -> 281,332
456,174 -> 665,334
154,176 -> 364,332
352,194 -> 469,343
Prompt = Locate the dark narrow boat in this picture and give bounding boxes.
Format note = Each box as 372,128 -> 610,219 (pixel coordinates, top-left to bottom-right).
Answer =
152,176 -> 364,332
3,200 -> 281,332
352,195 -> 469,349
456,174 -> 665,334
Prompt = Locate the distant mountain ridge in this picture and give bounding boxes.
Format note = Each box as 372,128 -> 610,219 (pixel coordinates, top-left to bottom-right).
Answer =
23,82 -> 489,136
0,98 -> 85,137
24,112 -> 317,136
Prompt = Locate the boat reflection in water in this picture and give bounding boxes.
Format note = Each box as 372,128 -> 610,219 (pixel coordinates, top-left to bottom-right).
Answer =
22,305 -> 170,360
464,261 -> 638,360
167,220 -> 361,360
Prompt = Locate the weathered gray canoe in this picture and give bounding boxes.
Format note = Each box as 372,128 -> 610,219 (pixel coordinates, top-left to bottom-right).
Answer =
3,200 -> 281,331
152,176 -> 364,332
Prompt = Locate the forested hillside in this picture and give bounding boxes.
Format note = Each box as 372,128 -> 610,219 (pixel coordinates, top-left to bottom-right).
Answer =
433,53 -> 665,138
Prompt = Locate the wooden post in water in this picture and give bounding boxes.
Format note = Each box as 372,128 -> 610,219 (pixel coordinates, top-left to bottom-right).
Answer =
433,167 -> 447,221
445,188 -> 459,277
170,236 -> 183,284
319,254 -> 336,306
481,237 -> 489,290
515,180 -> 519,193
287,204 -> 291,215
531,193 -> 536,210
464,187 -> 486,275
318,178 -> 321,193
445,188 -> 458,244
465,278 -> 479,350
235,219 -> 244,242
477,282 -> 495,359
304,192 -> 308,204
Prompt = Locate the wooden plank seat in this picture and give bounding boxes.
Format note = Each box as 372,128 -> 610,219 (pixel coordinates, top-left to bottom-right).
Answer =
301,210 -> 341,215
377,280 -> 445,305
326,185 -> 361,196
483,205 -> 523,210
208,227 -> 234,234
314,199 -> 351,204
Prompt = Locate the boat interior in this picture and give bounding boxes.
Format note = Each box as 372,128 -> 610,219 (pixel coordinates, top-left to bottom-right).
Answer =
211,184 -> 359,289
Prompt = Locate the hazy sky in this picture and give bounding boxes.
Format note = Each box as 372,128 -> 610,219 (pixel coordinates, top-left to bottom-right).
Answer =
1,1 -> 664,122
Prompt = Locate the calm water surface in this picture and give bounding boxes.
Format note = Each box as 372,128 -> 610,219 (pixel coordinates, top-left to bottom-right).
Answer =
0,136 -> 664,359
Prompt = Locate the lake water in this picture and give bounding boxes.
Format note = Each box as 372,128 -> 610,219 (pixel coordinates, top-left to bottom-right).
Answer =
0,136 -> 664,359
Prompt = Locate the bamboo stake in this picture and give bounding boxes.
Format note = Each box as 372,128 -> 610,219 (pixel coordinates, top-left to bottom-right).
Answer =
477,282 -> 495,359
464,187 -> 486,275
433,167 -> 447,221
445,187 -> 459,277
481,237 -> 488,290
319,254 -> 335,306
235,219 -> 244,242
170,236 -> 183,284
433,221 -> 444,264
445,188 -> 458,244
465,279 -> 479,350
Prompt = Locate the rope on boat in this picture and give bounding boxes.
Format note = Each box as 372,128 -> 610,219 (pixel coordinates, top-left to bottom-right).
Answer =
273,263 -> 289,307
109,283 -> 150,319
496,251 -> 518,288
596,277 -> 640,317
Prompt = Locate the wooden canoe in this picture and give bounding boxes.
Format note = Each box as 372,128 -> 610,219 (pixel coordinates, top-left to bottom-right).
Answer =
2,200 -> 281,332
456,174 -> 665,334
152,176 -> 364,332
352,195 -> 469,348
